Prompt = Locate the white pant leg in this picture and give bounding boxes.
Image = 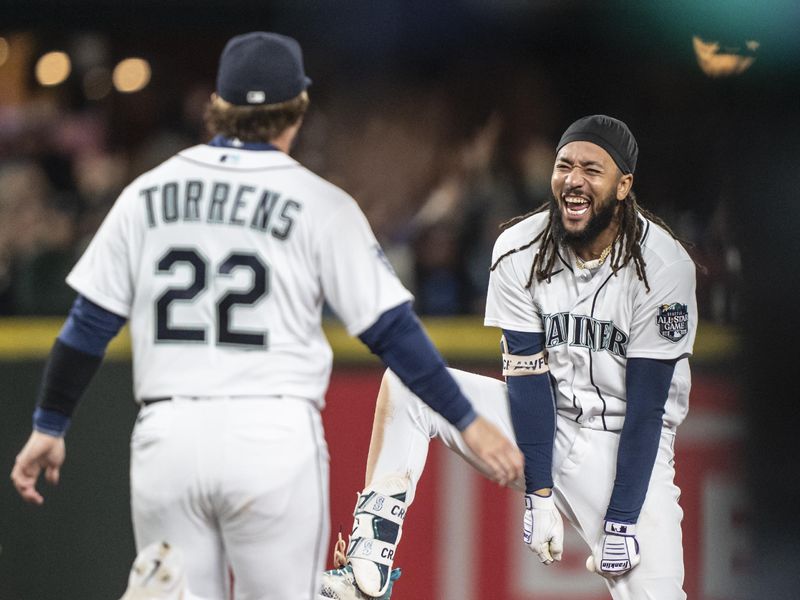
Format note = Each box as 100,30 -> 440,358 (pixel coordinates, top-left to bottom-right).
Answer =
378,369 -> 685,599
218,398 -> 330,600
370,368 -> 524,506
553,415 -> 685,600
130,400 -> 228,599
131,397 -> 330,600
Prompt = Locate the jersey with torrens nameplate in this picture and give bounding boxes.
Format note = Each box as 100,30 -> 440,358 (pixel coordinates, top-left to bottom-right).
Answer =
484,211 -> 697,431
67,144 -> 412,405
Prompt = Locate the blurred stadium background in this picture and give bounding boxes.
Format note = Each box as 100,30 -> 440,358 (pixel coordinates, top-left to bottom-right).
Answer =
1,1 -> 798,598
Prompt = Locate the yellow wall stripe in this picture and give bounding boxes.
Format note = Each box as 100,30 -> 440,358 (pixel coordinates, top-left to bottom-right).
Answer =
0,317 -> 737,362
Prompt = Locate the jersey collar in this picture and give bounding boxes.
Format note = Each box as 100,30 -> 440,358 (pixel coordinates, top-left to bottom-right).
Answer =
208,135 -> 279,152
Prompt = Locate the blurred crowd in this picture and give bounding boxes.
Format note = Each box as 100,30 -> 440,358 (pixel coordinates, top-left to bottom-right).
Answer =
0,34 -> 741,323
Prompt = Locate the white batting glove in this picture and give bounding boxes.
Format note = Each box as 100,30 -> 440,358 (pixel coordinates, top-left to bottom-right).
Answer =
586,520 -> 641,578
523,493 -> 564,565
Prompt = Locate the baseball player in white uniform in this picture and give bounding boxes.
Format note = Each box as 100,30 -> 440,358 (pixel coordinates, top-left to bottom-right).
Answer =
322,115 -> 696,599
10,32 -> 522,600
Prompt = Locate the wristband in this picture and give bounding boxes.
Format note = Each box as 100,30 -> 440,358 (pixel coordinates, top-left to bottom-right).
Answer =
33,406 -> 72,437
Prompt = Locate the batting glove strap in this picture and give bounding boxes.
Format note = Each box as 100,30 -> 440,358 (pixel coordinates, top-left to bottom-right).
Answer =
594,520 -> 641,576
527,492 -> 555,511
604,520 -> 636,537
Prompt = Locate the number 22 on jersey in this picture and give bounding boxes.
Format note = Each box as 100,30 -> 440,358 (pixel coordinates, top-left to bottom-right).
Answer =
154,247 -> 269,348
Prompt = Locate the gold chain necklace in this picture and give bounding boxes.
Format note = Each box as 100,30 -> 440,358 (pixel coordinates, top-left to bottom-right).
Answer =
575,244 -> 612,270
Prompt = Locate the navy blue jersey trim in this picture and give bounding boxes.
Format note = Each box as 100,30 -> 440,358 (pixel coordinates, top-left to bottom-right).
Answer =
571,394 -> 582,422
555,248 -> 573,272
176,154 -> 300,172
639,217 -> 651,244
588,271 -> 616,430
208,135 -> 279,151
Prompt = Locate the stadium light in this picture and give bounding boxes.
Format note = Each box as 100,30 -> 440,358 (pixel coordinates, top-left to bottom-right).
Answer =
112,57 -> 151,93
35,51 -> 71,86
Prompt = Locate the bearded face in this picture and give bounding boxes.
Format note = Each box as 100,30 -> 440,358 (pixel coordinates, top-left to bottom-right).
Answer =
549,141 -> 628,248
551,186 -> 618,246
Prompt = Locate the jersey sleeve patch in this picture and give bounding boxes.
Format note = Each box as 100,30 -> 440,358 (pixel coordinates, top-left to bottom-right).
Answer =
656,302 -> 689,342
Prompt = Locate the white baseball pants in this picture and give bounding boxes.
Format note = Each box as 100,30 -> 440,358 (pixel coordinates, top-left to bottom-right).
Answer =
368,368 -> 686,600
130,395 -> 330,600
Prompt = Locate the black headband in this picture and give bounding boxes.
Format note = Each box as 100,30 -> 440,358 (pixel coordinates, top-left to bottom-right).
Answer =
556,115 -> 638,174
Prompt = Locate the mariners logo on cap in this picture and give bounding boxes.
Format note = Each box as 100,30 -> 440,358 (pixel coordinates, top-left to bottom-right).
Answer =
656,303 -> 689,342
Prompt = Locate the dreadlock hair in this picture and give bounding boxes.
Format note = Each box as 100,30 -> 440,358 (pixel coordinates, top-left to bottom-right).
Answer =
489,191 -> 691,293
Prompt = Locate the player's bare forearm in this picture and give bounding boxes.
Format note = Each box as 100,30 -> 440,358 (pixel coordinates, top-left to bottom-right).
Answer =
10,431 -> 66,505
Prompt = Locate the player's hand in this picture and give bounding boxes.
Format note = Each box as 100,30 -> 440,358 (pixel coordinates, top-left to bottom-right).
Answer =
585,520 -> 640,578
461,415 -> 523,486
10,430 -> 66,505
523,492 -> 564,565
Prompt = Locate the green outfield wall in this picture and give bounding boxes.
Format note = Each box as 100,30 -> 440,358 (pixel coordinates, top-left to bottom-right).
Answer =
0,360 -> 137,599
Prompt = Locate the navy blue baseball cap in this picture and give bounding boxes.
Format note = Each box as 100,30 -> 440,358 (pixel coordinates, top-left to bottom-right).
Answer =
556,115 -> 638,174
216,32 -> 312,106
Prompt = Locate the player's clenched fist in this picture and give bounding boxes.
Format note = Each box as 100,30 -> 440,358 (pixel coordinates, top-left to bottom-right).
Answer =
586,520 -> 641,578
461,415 -> 524,486
11,431 -> 66,505
523,493 -> 564,565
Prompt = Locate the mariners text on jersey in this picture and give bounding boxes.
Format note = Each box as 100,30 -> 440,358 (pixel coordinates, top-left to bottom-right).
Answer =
543,312 -> 629,357
141,180 -> 301,240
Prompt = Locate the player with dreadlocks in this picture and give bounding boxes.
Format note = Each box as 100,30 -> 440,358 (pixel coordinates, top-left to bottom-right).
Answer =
321,115 -> 696,600
491,167 -> 686,293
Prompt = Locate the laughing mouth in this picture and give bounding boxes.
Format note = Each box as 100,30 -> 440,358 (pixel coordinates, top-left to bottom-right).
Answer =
563,194 -> 590,216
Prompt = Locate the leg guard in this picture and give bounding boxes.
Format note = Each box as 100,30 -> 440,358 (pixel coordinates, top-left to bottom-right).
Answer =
346,475 -> 408,597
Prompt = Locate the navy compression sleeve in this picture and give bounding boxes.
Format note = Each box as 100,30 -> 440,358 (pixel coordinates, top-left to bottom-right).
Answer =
59,295 -> 127,356
33,295 -> 127,436
359,302 -> 477,430
605,357 -> 677,523
503,330 -> 555,493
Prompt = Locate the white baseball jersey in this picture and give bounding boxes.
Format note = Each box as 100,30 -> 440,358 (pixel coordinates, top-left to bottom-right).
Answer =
67,143 -> 412,405
485,211 -> 697,431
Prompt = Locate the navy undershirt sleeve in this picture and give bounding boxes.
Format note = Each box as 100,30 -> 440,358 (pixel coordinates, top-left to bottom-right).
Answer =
605,357 -> 677,523
359,302 -> 477,430
59,294 -> 127,356
33,295 -> 127,436
503,330 -> 555,493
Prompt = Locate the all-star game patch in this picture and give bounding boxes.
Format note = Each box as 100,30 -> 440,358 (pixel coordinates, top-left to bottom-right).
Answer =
657,303 -> 689,342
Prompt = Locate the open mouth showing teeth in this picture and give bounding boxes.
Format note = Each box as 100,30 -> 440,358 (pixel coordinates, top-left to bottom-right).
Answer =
563,195 -> 590,216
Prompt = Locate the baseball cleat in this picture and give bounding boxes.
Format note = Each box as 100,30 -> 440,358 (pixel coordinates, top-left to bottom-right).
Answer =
345,475 -> 408,597
319,564 -> 401,600
119,541 -> 204,600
